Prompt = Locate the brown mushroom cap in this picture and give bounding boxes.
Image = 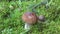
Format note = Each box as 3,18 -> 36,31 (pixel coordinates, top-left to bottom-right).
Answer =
22,12 -> 38,24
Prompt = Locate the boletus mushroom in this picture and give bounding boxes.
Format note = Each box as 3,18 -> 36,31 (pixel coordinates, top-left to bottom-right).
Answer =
22,12 -> 37,30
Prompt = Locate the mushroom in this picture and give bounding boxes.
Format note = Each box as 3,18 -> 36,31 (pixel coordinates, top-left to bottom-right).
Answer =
38,15 -> 45,22
22,12 -> 37,30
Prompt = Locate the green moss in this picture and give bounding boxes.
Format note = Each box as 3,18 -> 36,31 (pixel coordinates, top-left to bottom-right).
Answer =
0,0 -> 60,34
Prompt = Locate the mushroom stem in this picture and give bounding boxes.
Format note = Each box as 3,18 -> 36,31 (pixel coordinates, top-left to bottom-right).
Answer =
25,23 -> 31,30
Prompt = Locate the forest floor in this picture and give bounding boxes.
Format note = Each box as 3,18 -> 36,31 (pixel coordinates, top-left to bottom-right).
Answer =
0,0 -> 60,34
